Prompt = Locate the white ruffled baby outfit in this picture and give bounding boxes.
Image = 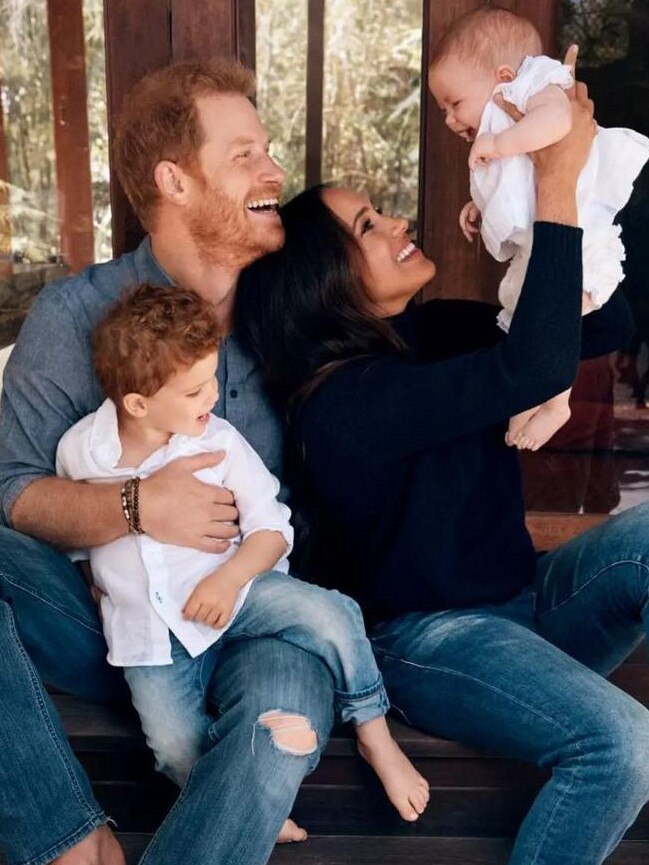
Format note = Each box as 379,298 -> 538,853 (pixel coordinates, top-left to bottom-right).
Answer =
469,55 -> 649,331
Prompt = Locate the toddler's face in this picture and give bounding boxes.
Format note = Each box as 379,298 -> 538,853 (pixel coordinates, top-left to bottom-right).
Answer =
428,56 -> 497,142
143,350 -> 220,438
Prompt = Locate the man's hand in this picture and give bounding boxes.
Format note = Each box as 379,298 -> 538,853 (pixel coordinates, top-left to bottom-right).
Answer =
182,569 -> 241,629
459,200 -> 481,242
139,451 -> 240,554
468,133 -> 502,170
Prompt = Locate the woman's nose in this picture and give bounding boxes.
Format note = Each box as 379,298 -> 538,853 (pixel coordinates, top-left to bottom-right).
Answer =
390,216 -> 409,235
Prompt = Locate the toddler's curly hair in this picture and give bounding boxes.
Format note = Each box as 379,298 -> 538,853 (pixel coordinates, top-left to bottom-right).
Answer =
93,283 -> 221,403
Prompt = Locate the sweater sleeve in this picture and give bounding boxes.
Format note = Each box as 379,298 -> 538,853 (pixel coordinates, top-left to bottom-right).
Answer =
300,222 -> 583,461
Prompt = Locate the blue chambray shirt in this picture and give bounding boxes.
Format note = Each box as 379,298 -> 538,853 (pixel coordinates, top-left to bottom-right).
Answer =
0,237 -> 285,527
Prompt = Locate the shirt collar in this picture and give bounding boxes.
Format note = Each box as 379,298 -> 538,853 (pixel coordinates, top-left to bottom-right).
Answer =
133,236 -> 175,287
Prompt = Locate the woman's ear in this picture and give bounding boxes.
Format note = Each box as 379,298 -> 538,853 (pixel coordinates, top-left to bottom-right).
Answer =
496,64 -> 516,83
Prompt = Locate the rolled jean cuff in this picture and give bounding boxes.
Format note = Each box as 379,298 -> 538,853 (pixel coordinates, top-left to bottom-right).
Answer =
14,811 -> 107,865
336,676 -> 390,726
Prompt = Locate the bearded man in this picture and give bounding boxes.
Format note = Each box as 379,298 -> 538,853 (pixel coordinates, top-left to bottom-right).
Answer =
0,60 -> 334,865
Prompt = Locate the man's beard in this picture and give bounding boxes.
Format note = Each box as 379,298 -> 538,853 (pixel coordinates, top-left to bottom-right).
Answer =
186,178 -> 284,269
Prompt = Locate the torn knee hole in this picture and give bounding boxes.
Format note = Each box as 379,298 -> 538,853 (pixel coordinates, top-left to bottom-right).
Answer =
257,710 -> 318,756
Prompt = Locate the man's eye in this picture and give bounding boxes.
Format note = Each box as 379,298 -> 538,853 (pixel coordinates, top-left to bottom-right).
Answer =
187,390 -> 201,398
452,100 -> 461,108
235,150 -> 251,160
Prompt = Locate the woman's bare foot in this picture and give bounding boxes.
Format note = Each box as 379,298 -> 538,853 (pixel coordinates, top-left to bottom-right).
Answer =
52,826 -> 125,865
276,818 -> 308,844
357,717 -> 430,821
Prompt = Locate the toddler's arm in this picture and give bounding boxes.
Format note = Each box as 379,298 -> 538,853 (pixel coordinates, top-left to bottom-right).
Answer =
469,85 -> 572,169
182,425 -> 293,629
182,529 -> 288,628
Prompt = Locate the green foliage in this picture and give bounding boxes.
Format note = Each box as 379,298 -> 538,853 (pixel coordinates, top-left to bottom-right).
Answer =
0,0 -> 111,263
256,0 -> 422,219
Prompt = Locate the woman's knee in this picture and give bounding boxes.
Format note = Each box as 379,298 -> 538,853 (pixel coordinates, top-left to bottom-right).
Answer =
584,698 -> 649,797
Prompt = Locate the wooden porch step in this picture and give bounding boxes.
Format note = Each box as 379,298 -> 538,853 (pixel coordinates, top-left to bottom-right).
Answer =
109,834 -> 649,865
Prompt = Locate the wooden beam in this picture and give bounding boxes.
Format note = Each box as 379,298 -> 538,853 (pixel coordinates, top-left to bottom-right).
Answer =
104,0 -> 171,257
46,0 -> 94,272
305,0 -> 325,188
170,0 -> 256,65
526,511 -> 607,552
418,0 -> 558,302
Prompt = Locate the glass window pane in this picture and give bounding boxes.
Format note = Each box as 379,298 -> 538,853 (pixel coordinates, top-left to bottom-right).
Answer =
521,0 -> 649,515
322,0 -> 422,221
256,0 -> 308,201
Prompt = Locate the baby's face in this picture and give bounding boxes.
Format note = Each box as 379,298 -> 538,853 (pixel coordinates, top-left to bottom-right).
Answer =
428,56 -> 497,142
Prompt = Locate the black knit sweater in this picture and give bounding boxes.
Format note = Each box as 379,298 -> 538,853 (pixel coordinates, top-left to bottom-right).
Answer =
294,223 -> 633,623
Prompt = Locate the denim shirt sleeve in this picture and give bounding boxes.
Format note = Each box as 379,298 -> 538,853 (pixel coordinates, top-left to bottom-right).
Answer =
0,280 -> 99,526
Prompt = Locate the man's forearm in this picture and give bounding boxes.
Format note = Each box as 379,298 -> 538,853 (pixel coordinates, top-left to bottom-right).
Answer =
11,476 -> 127,548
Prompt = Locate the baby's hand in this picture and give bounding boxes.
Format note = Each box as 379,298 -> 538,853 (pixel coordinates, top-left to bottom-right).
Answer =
468,133 -> 503,170
182,570 -> 240,629
459,200 -> 481,242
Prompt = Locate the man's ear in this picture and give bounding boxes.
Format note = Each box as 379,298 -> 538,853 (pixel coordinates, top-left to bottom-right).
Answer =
496,64 -> 516,83
122,392 -> 149,418
153,160 -> 191,205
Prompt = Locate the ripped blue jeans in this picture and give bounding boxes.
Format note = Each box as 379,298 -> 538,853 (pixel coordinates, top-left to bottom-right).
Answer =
124,569 -> 388,785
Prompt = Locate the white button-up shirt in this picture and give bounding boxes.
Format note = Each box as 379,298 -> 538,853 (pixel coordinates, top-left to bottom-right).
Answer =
55,399 -> 293,667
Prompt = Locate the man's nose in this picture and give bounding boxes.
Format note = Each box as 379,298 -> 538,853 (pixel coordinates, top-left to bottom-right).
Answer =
445,112 -> 455,130
261,153 -> 285,186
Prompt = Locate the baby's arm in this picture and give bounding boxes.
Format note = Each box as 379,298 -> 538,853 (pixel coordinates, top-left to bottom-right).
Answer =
469,85 -> 572,169
182,530 -> 288,628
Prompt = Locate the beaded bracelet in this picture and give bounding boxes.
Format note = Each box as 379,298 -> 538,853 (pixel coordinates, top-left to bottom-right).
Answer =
120,476 -> 145,534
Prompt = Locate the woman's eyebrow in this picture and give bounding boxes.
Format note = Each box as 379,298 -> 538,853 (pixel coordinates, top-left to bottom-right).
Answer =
352,206 -> 371,232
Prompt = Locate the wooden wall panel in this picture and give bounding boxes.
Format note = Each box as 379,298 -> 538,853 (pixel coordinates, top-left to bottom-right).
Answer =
419,0 -> 558,302
104,0 -> 171,257
105,0 -> 256,256
47,0 -> 94,272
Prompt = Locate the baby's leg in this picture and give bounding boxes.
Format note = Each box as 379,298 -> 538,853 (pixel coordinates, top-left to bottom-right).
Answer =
506,406 -> 540,447
226,571 -> 429,820
508,389 -> 572,451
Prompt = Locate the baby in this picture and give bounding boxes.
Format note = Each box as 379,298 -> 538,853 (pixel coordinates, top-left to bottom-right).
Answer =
428,5 -> 649,450
55,283 -> 429,829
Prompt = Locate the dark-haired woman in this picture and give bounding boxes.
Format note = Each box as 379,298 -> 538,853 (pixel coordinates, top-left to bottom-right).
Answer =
236,85 -> 649,865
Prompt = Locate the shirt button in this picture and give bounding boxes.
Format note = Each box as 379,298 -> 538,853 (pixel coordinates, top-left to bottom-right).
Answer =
229,388 -> 238,399
155,592 -> 162,603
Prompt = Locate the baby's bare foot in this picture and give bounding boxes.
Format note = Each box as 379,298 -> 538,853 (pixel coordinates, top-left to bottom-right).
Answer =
276,818 -> 308,844
357,720 -> 430,821
52,826 -> 125,865
510,402 -> 571,451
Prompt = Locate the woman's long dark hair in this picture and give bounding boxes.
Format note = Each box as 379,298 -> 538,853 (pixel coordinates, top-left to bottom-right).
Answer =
235,184 -> 406,415
235,185 -> 408,579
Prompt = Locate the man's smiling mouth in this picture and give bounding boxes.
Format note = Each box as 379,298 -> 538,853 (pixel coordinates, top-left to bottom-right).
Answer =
246,198 -> 280,215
